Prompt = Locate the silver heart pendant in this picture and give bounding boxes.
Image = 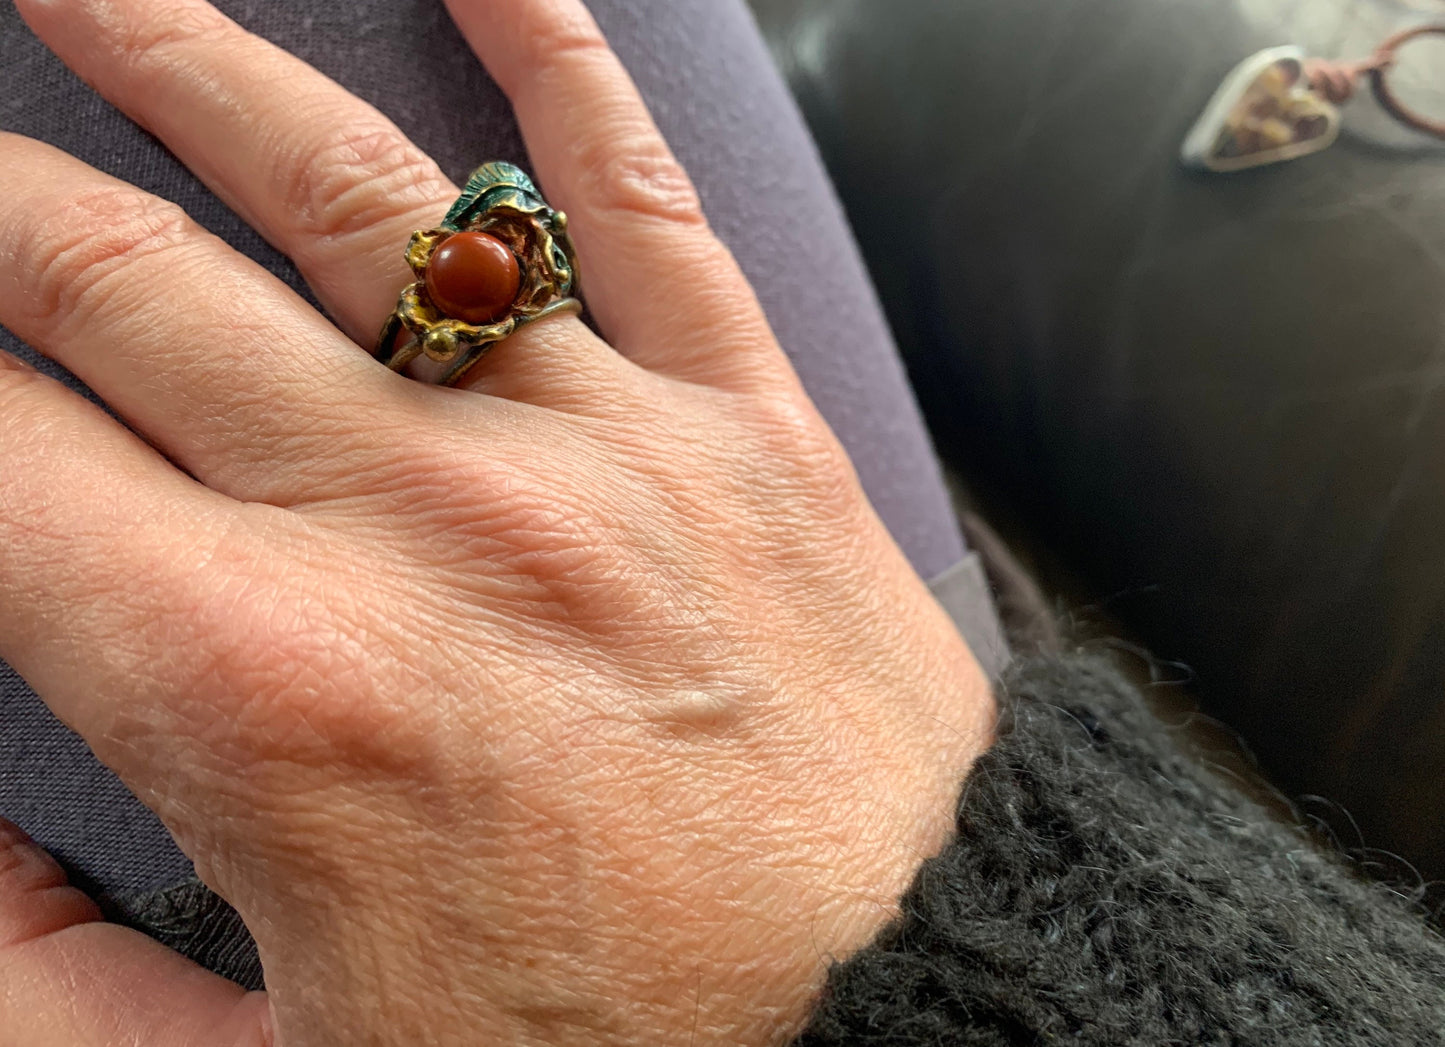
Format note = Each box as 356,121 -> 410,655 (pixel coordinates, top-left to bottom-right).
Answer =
1182,46 -> 1342,172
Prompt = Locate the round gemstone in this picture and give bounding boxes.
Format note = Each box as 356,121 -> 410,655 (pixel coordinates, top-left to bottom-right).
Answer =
424,231 -> 522,325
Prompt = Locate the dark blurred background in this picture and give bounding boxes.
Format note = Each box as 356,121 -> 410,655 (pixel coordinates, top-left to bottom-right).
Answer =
747,0 -> 1445,888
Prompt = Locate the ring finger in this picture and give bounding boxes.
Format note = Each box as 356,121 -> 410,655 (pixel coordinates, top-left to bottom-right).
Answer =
13,0 -> 625,402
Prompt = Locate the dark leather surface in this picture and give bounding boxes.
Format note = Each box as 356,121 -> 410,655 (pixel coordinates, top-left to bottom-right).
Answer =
752,0 -> 1445,875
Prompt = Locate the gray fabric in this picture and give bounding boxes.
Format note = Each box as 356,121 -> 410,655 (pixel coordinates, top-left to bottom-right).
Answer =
0,0 -> 1000,904
0,684 -> 193,889
926,553 -> 1009,679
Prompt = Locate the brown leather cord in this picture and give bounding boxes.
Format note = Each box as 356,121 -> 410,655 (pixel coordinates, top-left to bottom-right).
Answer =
1371,25 -> 1445,139
1304,25 -> 1445,140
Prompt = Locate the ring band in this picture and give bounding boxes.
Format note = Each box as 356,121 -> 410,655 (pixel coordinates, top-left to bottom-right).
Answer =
373,161 -> 581,387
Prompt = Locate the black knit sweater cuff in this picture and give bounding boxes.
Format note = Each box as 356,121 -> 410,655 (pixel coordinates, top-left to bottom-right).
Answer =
791,653 -> 1445,1045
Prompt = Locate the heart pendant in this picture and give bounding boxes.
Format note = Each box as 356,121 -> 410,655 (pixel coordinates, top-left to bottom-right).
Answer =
1182,46 -> 1342,172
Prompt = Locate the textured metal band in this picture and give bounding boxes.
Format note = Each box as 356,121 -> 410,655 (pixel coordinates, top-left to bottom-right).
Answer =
373,161 -> 580,387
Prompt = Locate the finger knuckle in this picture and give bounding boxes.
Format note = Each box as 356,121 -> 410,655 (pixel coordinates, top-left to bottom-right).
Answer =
111,1 -> 235,74
573,141 -> 708,228
513,9 -> 613,77
15,188 -> 197,332
510,13 -> 707,229
278,122 -> 453,243
752,392 -> 862,506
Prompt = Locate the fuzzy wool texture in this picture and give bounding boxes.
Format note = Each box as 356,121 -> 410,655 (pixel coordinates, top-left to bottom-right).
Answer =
791,654 -> 1445,1045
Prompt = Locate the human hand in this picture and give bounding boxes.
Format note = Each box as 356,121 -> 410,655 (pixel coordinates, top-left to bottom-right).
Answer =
0,0 -> 993,1043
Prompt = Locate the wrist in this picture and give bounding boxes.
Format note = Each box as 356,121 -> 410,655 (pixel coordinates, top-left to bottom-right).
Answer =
667,604 -> 994,1043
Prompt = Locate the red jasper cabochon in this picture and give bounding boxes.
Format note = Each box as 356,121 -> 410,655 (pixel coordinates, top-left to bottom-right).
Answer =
424,231 -> 522,325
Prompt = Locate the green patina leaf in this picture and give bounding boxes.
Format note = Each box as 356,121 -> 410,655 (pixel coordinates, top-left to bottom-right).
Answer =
442,162 -> 539,229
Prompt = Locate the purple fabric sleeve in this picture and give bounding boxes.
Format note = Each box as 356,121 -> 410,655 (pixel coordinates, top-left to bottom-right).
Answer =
0,0 -> 997,895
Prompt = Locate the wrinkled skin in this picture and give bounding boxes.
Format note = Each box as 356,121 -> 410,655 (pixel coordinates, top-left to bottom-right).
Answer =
0,0 -> 994,1043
